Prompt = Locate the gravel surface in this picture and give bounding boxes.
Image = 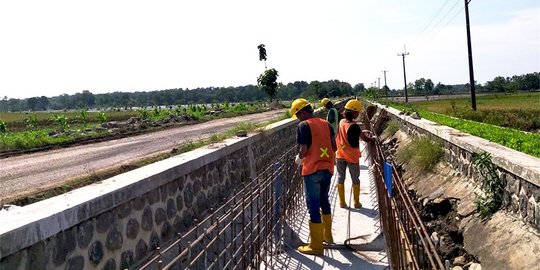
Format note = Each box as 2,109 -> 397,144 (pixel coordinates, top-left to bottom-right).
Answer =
0,110 -> 285,203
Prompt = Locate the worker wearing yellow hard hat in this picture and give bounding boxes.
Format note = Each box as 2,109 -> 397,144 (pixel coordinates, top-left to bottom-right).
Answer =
290,98 -> 337,255
320,98 -> 338,134
335,99 -> 373,208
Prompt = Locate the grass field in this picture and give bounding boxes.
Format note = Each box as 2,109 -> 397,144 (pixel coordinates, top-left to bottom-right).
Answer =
0,103 -> 268,152
0,110 -> 139,132
379,92 -> 540,158
408,92 -> 540,132
413,92 -> 540,112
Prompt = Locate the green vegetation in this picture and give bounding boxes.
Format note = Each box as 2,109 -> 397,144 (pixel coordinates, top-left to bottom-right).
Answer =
79,108 -> 89,127
389,72 -> 539,97
256,44 -> 280,100
258,68 -> 280,100
383,119 -> 399,138
0,79 -> 356,113
0,102 -> 271,153
473,152 -> 503,218
52,114 -> 69,131
380,96 -> 540,158
0,119 -> 6,134
98,112 -> 108,124
411,92 -> 540,132
397,136 -> 443,174
25,113 -> 38,130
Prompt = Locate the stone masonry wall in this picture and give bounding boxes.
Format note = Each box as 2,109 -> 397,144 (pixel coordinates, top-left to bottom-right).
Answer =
374,103 -> 540,230
0,117 -> 300,270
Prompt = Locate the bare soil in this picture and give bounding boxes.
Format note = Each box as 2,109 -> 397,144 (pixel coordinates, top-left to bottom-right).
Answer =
0,109 -> 285,206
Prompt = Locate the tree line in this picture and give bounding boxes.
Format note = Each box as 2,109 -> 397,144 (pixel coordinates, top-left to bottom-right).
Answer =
0,80 -> 356,112
1,72 -> 537,112
385,72 -> 539,97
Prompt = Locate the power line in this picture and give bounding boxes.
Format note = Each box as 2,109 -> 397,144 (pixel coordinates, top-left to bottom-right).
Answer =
423,0 -> 461,39
411,0 -> 461,50
428,5 -> 465,41
413,0 -> 452,43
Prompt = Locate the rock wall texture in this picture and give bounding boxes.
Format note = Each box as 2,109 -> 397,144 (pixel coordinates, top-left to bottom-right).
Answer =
376,103 -> 540,231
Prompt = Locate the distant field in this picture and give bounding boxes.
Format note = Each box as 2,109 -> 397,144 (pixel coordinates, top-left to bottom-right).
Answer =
413,92 -> 540,112
0,110 -> 139,132
408,92 -> 540,132
382,94 -> 540,158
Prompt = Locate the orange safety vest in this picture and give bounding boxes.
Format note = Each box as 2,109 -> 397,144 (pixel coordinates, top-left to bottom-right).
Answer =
302,118 -> 335,176
336,119 -> 361,164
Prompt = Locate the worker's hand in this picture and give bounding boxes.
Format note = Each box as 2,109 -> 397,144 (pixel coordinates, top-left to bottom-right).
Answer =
295,154 -> 303,166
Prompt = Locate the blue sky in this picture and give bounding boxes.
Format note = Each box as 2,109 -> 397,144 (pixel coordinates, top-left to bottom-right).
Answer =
0,0 -> 538,99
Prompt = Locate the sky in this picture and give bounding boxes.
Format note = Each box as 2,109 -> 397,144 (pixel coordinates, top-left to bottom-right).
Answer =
0,0 -> 539,100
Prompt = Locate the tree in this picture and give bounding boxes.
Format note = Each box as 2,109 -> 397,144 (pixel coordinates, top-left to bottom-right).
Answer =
382,85 -> 390,96
424,79 -> 434,95
307,81 -> 324,98
522,72 -> 540,90
485,76 -> 507,92
257,68 -> 279,100
413,78 -> 426,95
38,96 -> 49,111
27,97 -> 38,111
353,83 -> 366,95
434,82 -> 445,95
80,90 -> 95,108
0,96 -> 7,112
257,44 -> 267,69
362,87 -> 382,99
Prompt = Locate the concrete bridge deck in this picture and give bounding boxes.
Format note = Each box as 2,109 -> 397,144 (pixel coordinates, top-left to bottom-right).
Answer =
266,146 -> 389,269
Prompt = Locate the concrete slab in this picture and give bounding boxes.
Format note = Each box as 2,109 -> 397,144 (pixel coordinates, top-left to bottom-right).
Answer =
264,145 -> 389,269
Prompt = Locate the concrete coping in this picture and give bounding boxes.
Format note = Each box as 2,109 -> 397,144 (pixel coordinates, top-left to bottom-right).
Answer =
374,102 -> 540,185
0,116 -> 298,258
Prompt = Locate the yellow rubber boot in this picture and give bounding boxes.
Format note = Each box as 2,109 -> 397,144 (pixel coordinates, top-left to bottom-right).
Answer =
353,184 -> 362,208
337,184 -> 347,208
321,214 -> 334,244
298,222 -> 324,255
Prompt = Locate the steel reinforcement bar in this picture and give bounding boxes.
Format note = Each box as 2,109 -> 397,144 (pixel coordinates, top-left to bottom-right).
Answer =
365,109 -> 445,270
138,146 -> 302,270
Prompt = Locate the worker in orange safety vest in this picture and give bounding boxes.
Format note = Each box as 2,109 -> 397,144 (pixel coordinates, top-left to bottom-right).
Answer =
290,98 -> 337,256
335,99 -> 373,208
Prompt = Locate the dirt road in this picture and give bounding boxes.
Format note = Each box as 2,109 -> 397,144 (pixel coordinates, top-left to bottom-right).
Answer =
0,110 -> 286,203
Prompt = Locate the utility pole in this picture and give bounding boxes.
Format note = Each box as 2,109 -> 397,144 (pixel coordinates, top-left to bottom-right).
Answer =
382,69 -> 388,96
464,0 -> 476,110
377,77 -> 381,89
398,50 -> 409,103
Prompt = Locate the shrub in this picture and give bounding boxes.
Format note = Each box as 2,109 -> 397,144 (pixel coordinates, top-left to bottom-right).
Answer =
397,136 -> 443,173
52,114 -> 69,131
383,119 -> 399,138
0,119 -> 7,134
473,152 -> 503,218
98,112 -> 108,124
25,113 -> 38,130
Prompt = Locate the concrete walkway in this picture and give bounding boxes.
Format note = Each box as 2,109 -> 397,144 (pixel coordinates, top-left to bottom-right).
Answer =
265,146 -> 389,269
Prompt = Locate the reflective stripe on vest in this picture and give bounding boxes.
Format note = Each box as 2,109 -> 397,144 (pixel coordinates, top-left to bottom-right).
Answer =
336,119 -> 361,164
302,118 -> 335,176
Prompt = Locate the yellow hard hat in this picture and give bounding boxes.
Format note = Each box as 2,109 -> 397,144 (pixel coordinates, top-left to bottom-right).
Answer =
320,98 -> 330,107
344,99 -> 362,112
290,98 -> 310,118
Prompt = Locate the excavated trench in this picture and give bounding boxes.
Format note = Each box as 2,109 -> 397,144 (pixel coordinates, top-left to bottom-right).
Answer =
381,136 -> 480,268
